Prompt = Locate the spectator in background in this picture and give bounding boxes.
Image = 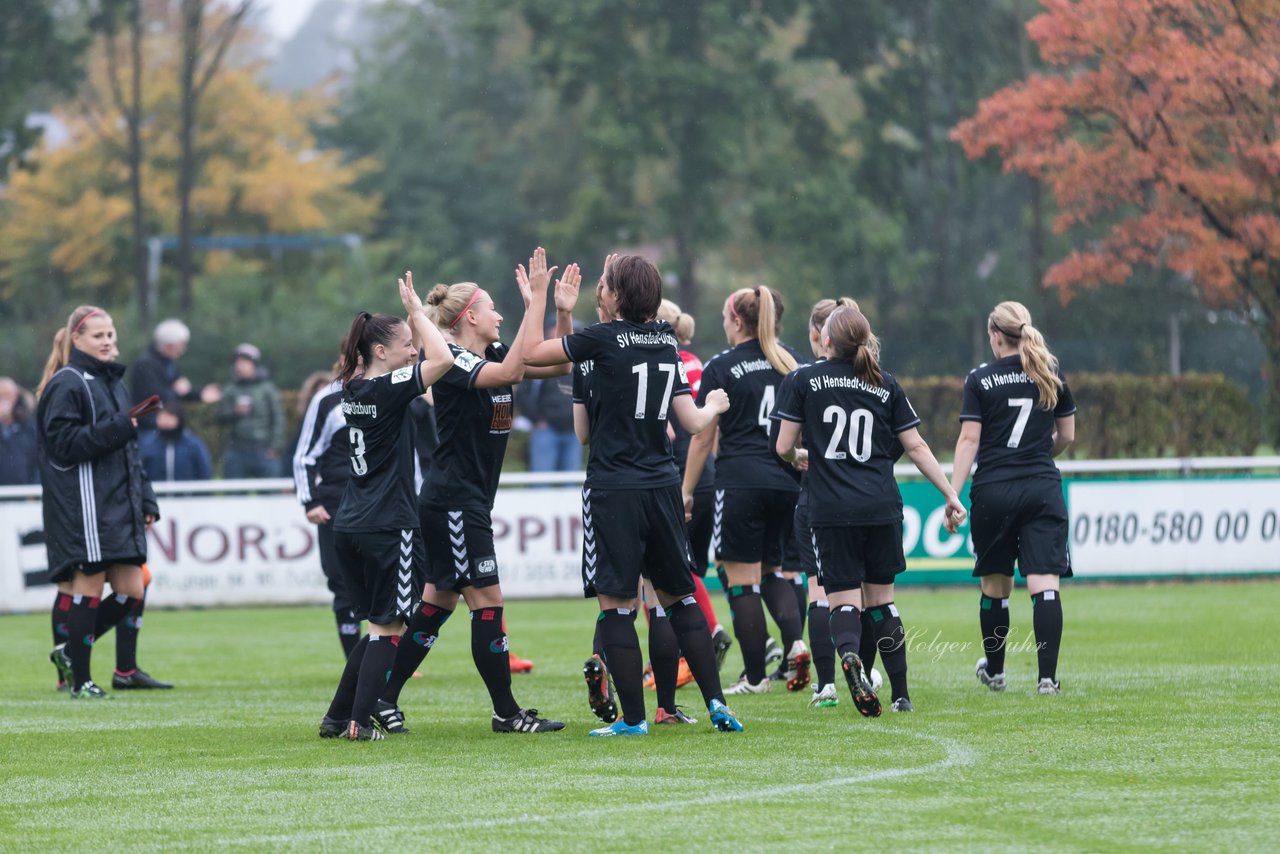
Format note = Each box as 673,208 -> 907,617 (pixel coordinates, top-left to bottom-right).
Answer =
0,377 -> 40,485
521,323 -> 582,472
284,370 -> 335,469
214,343 -> 285,479
131,319 -> 221,430
138,405 -> 214,482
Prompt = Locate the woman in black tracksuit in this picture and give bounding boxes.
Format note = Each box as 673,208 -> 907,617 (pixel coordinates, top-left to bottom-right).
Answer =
37,305 -> 160,699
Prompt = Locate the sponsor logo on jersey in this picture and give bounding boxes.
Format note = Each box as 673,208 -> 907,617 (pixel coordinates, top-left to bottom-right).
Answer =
390,366 -> 415,384
489,393 -> 513,433
454,350 -> 483,372
475,557 -> 497,576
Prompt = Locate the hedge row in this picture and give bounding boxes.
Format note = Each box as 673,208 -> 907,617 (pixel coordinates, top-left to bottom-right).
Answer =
181,372 -> 1259,477
901,372 -> 1259,459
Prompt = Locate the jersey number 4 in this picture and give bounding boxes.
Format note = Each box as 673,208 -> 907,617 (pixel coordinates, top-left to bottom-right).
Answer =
349,427 -> 368,476
632,363 -> 677,420
823,406 -> 873,462
1006,398 -> 1032,448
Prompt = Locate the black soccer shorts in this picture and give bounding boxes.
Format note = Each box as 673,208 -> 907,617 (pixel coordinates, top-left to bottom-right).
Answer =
420,505 -> 501,592
581,484 -> 696,600
713,486 -> 799,567
333,528 -> 422,625
810,522 -> 906,593
969,476 -> 1073,578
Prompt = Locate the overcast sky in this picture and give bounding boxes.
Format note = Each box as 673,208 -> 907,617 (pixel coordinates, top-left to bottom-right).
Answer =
259,0 -> 322,39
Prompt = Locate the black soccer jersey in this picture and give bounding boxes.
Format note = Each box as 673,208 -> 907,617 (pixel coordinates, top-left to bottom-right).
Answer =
333,364 -> 426,533
562,320 -> 690,489
774,360 -> 920,526
766,363 -> 809,488
422,342 -> 513,510
697,338 -> 802,491
960,354 -> 1076,486
293,380 -> 351,514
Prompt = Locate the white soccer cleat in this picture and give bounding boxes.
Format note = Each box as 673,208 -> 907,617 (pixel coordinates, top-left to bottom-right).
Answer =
975,657 -> 1007,692
808,683 -> 838,708
1036,678 -> 1061,695
868,667 -> 883,692
725,674 -> 771,695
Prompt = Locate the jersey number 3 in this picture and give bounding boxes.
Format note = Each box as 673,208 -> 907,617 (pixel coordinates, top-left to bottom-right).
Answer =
349,427 -> 368,476
632,363 -> 677,420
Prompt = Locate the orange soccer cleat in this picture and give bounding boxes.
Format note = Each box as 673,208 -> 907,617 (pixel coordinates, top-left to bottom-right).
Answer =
509,651 -> 535,674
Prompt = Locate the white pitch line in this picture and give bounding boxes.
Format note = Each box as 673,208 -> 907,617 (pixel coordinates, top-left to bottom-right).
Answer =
160,724 -> 976,848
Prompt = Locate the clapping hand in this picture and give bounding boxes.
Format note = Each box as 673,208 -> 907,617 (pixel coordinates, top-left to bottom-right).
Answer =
516,247 -> 558,302
399,271 -> 425,316
554,263 -> 582,313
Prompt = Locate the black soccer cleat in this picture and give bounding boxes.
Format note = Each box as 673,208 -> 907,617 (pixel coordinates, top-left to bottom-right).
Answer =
492,708 -> 565,733
318,717 -> 347,738
583,655 -> 618,723
890,697 -> 914,713
711,625 -> 734,672
840,652 -> 881,718
70,681 -> 111,700
112,669 -> 174,690
372,700 -> 412,735
346,720 -> 385,741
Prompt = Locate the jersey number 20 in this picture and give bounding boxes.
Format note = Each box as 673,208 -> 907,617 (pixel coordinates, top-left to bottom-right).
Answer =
823,406 -> 873,461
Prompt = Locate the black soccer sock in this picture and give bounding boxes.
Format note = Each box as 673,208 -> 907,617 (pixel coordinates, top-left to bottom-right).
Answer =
92,592 -> 132,640
828,603 -> 863,660
471,606 -> 520,719
979,594 -> 1011,676
326,634 -> 369,721
858,607 -> 878,677
383,602 -> 452,704
727,585 -> 768,683
647,607 -> 680,713
715,565 -> 730,604
52,592 -> 72,647
114,593 -> 144,673
591,616 -> 605,660
807,601 -> 835,687
336,609 -> 361,659
870,603 -> 908,702
668,597 -> 725,706
761,572 -> 803,653
792,576 -> 808,635
66,595 -> 99,688
351,634 -> 399,728
599,609 -> 645,726
1031,590 -> 1064,682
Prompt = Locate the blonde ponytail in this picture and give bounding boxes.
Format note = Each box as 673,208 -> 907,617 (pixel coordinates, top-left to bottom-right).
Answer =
990,301 -> 1061,410
38,305 -> 103,398
751,286 -> 797,374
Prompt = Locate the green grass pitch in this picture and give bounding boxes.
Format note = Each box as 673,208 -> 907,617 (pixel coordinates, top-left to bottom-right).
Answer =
2,581 -> 1277,852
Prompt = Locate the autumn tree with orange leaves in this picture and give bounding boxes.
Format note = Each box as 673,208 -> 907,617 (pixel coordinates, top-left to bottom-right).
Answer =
953,0 -> 1280,440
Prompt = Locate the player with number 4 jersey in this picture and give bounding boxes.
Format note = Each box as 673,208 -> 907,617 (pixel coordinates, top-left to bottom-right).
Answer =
950,301 -> 1076,697
775,306 -> 964,717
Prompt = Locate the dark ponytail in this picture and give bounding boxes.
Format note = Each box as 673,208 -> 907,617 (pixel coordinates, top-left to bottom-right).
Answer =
826,306 -> 883,387
336,311 -> 403,384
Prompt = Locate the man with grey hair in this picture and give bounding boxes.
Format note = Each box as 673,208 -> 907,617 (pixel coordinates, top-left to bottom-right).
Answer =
131,319 -> 221,430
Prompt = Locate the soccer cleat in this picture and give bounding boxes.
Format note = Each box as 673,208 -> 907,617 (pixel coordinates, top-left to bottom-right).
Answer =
70,681 -> 111,700
725,675 -> 771,695
809,683 -> 839,708
372,700 -> 411,735
346,720 -> 384,741
784,640 -> 812,692
840,652 -> 881,717
318,716 -> 347,738
509,652 -> 535,674
655,706 -> 698,725
976,657 -> 1007,692
492,708 -> 565,733
712,625 -> 733,671
642,665 -> 656,689
891,697 -> 914,712
708,699 -> 743,732
868,667 -> 883,692
50,644 -> 74,690
583,655 -> 618,723
675,657 -> 694,688
112,669 -> 173,690
1037,678 -> 1061,695
589,719 -> 648,737
764,636 -> 784,666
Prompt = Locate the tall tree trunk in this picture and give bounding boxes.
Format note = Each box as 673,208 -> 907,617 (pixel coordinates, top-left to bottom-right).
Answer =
177,0 -> 202,314
127,0 -> 149,327
674,228 -> 697,318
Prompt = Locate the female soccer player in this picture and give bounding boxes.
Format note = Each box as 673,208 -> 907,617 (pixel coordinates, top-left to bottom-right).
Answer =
950,301 -> 1075,695
376,248 -> 575,735
775,306 -> 965,715
526,254 -> 742,735
37,305 -> 162,698
682,286 -> 808,695
318,273 -> 454,741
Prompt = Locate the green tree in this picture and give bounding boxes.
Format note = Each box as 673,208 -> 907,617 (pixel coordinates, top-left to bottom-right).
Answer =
0,0 -> 87,173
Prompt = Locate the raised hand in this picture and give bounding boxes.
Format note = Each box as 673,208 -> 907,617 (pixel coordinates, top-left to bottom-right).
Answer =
399,271 -> 425,316
554,263 -> 582,313
704,387 -> 730,415
515,263 -> 533,308
520,247 -> 558,296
